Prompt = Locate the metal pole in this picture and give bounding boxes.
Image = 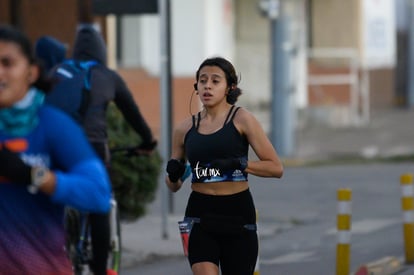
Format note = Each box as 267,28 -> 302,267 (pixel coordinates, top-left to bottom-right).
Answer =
165,0 -> 175,215
158,0 -> 172,240
270,13 -> 282,153
407,0 -> 414,107
270,0 -> 294,157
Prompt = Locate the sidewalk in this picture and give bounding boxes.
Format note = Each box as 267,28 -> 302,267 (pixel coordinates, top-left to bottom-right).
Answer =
351,256 -> 414,275
120,106 -> 414,274
121,215 -> 184,267
293,107 -> 414,163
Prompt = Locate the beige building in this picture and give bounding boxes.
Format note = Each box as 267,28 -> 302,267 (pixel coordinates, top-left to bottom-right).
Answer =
236,0 -> 396,127
310,0 -> 396,116
1,0 -> 399,134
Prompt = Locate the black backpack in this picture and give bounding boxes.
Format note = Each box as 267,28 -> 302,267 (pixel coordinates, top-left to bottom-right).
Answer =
46,59 -> 98,124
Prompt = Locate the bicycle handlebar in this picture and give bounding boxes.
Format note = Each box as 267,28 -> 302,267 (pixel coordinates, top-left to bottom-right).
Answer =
110,139 -> 157,157
110,146 -> 141,157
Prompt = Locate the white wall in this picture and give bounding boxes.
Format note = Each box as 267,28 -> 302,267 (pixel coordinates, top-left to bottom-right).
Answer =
120,16 -> 141,67
204,0 -> 235,60
123,0 -> 235,76
360,0 -> 396,69
285,0 -> 308,109
234,0 -> 270,106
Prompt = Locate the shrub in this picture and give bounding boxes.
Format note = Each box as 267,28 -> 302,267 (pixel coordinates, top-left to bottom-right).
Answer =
106,103 -> 161,221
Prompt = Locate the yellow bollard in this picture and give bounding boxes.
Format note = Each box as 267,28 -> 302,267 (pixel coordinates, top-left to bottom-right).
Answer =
254,209 -> 260,275
336,188 -> 352,275
400,173 -> 414,263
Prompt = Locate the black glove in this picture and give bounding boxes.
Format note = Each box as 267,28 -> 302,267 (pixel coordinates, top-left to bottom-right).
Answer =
137,140 -> 157,151
166,159 -> 186,182
0,146 -> 32,185
210,157 -> 247,172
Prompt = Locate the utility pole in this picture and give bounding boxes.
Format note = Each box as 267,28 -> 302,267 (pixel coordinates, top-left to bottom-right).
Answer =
408,0 -> 414,107
259,0 -> 295,157
158,0 -> 172,240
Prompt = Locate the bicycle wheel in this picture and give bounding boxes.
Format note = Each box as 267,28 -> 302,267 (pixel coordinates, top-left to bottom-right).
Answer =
108,198 -> 122,273
64,207 -> 84,275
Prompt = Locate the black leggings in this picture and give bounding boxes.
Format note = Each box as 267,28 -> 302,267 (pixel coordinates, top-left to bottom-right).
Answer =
185,189 -> 258,275
89,142 -> 111,275
89,213 -> 110,275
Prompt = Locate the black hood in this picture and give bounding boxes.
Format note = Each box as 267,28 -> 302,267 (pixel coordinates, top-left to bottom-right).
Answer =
72,25 -> 107,65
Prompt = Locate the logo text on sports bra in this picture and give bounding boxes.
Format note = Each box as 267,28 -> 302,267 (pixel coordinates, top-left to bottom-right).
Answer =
194,161 -> 220,179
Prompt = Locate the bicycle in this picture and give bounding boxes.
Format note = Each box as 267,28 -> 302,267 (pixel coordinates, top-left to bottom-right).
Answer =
64,146 -> 142,275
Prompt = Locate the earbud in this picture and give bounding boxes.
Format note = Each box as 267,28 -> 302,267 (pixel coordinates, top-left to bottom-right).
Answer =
193,83 -> 197,91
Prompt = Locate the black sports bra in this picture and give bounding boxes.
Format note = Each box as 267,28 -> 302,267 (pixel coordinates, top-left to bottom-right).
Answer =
184,106 -> 248,183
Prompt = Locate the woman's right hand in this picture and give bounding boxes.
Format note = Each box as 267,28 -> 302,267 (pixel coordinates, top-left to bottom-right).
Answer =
0,146 -> 32,185
166,159 -> 185,182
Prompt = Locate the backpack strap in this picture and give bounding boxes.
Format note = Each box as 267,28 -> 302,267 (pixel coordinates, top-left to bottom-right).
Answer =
67,59 -> 98,121
62,59 -> 98,90
79,61 -> 98,90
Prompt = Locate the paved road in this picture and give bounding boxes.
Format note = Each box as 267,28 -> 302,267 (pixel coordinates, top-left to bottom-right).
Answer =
118,106 -> 414,274
120,162 -> 414,275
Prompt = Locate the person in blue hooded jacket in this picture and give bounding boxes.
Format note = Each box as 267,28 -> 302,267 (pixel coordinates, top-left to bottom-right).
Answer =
0,24 -> 111,274
35,35 -> 67,73
38,24 -> 157,274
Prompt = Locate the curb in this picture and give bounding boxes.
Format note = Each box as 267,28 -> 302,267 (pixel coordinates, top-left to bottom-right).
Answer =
352,256 -> 403,275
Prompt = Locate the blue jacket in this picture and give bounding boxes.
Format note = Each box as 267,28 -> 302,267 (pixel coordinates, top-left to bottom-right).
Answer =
0,105 -> 111,274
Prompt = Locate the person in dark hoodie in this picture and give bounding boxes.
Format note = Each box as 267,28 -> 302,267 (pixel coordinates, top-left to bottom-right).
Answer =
42,25 -> 157,275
